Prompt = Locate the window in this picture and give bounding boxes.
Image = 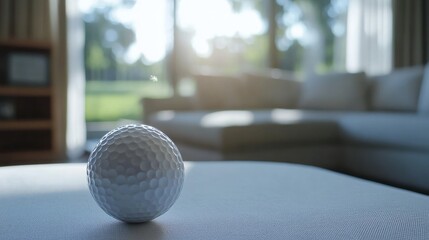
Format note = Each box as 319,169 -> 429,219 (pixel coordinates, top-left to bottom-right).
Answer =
79,0 -> 172,122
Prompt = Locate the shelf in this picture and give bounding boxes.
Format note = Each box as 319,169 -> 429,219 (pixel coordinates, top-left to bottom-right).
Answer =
0,40 -> 51,50
0,86 -> 51,96
0,120 -> 52,130
0,150 -> 57,164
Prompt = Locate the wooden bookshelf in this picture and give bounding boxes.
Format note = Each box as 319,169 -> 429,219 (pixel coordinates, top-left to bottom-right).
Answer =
0,0 -> 69,165
0,10 -> 58,163
0,150 -> 57,165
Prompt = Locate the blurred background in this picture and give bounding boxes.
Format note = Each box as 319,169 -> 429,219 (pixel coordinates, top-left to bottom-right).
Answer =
81,0 -> 354,123
2,0 -> 426,163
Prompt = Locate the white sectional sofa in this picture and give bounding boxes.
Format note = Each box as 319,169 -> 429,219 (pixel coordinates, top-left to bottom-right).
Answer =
142,65 -> 429,193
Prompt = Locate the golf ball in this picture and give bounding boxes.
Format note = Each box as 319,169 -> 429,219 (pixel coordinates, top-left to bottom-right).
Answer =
87,124 -> 184,223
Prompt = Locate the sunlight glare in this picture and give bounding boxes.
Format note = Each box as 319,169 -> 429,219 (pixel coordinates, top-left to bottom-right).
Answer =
124,43 -> 142,63
80,0 -> 265,62
79,0 -> 169,64
191,35 -> 212,58
235,9 -> 265,38
179,0 -> 235,39
287,23 -> 306,40
130,0 -> 168,64
110,7 -> 134,27
178,0 -> 265,57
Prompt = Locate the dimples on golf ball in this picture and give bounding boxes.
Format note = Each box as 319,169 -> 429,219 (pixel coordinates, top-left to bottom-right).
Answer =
87,124 -> 184,223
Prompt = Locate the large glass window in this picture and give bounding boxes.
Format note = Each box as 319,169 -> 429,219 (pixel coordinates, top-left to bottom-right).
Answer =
79,0 -> 390,125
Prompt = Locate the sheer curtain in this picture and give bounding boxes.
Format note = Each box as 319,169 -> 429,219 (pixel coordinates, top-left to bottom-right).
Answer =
66,0 -> 86,159
346,0 -> 392,75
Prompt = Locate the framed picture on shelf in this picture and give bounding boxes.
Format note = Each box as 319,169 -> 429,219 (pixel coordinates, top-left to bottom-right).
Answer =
0,46 -> 50,87
7,52 -> 49,86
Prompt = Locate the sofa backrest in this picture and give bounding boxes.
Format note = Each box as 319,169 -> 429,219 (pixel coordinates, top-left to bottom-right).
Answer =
193,74 -> 245,110
193,69 -> 300,110
192,64 -> 429,112
242,69 -> 300,109
299,72 -> 368,111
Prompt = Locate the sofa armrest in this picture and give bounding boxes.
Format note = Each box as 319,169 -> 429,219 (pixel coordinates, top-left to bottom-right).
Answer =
141,96 -> 195,123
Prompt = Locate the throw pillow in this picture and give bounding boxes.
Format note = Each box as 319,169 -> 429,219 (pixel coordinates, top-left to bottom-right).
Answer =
243,69 -> 300,109
370,65 -> 424,112
299,72 -> 367,111
193,74 -> 246,110
418,63 -> 429,114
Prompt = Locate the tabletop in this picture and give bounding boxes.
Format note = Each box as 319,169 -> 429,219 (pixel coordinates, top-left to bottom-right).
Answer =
0,161 -> 428,240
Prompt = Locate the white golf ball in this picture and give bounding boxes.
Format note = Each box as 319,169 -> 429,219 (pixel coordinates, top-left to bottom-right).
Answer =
87,124 -> 184,223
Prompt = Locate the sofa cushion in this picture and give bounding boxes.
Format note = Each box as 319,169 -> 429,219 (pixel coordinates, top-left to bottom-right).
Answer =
243,69 -> 300,109
149,109 -> 341,150
193,74 -> 245,110
299,72 -> 367,111
418,63 -> 429,114
370,66 -> 424,112
339,113 -> 429,150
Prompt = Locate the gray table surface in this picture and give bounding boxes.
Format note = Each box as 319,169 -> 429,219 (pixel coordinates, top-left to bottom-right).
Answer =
0,161 -> 428,240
